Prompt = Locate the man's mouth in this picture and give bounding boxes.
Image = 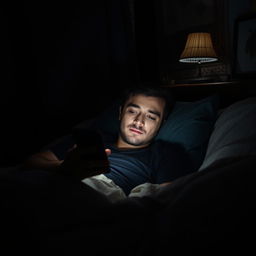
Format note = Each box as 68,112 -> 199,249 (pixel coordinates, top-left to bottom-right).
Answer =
129,127 -> 144,134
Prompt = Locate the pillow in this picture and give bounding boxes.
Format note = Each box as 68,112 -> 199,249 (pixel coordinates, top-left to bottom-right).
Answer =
93,100 -> 121,136
91,94 -> 220,171
198,97 -> 256,171
156,95 -> 219,171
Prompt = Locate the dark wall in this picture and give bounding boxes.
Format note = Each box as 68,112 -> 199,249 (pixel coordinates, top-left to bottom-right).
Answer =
2,0 -> 140,166
133,0 -> 159,82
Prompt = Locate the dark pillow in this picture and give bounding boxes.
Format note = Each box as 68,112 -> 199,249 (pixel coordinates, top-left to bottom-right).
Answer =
93,100 -> 121,136
198,97 -> 256,171
93,94 -> 220,171
156,95 -> 219,171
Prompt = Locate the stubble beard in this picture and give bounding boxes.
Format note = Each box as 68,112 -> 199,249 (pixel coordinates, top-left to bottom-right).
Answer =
119,128 -> 153,147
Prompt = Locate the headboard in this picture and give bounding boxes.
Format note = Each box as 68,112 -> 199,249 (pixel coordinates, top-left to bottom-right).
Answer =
163,79 -> 256,108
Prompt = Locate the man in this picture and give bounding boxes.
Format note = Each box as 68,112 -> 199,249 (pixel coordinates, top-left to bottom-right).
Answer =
24,86 -> 193,199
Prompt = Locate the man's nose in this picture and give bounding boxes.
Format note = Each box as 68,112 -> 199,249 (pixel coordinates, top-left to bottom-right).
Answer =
134,114 -> 145,126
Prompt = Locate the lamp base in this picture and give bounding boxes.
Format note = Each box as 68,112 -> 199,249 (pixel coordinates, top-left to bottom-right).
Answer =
175,77 -> 216,84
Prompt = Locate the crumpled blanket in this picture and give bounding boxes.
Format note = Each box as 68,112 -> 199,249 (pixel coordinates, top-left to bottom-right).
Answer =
82,174 -> 163,202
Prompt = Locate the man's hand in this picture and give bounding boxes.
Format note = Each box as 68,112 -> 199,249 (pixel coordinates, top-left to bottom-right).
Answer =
159,181 -> 172,187
105,148 -> 112,156
59,146 -> 111,180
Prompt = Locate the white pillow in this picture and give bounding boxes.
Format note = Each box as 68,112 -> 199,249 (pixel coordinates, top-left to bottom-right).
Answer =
198,97 -> 256,171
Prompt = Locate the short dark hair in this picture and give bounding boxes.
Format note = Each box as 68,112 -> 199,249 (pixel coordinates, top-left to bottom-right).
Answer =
120,83 -> 174,121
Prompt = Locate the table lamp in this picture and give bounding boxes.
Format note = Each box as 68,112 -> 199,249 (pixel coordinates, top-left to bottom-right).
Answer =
179,32 -> 218,78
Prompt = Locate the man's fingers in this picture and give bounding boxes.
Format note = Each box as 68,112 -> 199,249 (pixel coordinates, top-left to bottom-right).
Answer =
105,148 -> 111,156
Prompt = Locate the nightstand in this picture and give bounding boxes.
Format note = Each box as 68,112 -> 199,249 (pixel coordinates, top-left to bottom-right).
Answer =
161,80 -> 254,108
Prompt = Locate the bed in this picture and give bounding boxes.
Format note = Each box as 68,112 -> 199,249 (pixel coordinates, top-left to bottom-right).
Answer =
0,84 -> 256,255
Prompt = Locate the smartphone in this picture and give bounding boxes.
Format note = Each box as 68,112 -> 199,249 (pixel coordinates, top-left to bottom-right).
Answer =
72,128 -> 110,174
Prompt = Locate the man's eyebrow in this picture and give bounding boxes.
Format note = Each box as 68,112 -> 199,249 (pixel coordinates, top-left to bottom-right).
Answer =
127,103 -> 140,109
127,103 -> 161,117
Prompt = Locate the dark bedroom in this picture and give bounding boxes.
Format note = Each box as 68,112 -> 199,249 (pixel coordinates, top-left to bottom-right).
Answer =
1,0 -> 256,255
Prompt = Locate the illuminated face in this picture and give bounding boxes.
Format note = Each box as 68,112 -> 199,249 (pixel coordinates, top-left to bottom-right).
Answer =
117,94 -> 166,149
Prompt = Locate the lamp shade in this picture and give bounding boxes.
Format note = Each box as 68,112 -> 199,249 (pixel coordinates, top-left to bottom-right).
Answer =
179,32 -> 218,63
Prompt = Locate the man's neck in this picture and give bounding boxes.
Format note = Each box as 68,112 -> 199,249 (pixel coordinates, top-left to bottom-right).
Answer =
116,137 -> 150,150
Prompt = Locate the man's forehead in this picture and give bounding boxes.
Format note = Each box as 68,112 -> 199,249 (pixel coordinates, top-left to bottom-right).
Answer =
125,94 -> 165,107
124,94 -> 165,114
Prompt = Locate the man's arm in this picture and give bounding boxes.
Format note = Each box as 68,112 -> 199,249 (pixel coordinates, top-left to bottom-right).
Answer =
22,134 -> 76,172
23,137 -> 111,180
23,150 -> 64,171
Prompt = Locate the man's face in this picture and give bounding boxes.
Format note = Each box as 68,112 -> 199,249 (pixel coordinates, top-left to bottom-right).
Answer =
117,94 -> 166,149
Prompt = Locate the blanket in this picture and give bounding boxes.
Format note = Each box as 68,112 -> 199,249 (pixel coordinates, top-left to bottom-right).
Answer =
0,155 -> 255,255
82,174 -> 163,202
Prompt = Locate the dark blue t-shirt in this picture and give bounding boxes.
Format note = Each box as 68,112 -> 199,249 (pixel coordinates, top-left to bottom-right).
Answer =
104,141 -> 192,195
48,134 -> 193,195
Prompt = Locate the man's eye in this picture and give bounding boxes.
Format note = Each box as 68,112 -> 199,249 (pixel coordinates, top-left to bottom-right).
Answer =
128,109 -> 136,114
147,115 -> 156,121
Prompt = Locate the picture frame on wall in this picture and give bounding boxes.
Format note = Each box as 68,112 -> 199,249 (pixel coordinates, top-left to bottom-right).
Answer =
233,13 -> 256,78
